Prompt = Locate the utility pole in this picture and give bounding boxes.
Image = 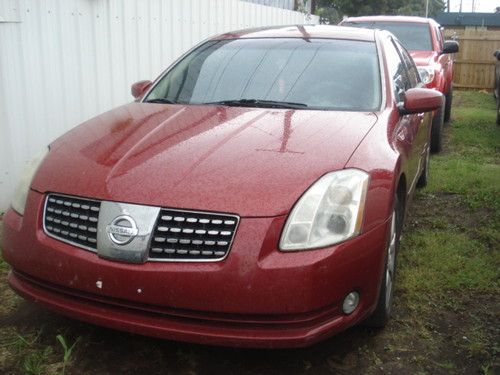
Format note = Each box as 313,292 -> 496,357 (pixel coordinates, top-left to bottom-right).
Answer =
425,0 -> 429,17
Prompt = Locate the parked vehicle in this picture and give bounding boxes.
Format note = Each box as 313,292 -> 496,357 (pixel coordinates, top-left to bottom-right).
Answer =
341,16 -> 458,153
2,26 -> 442,348
494,50 -> 500,125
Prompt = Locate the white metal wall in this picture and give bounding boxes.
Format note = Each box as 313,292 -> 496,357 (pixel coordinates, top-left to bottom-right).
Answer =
0,0 -> 318,212
242,0 -> 295,11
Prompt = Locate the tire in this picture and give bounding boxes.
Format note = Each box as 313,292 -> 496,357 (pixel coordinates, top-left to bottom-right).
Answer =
416,146 -> 430,188
430,101 -> 444,153
444,86 -> 453,123
365,195 -> 402,328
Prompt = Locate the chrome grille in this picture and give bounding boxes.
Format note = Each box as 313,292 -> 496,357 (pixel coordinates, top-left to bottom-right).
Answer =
43,194 -> 100,251
149,209 -> 239,261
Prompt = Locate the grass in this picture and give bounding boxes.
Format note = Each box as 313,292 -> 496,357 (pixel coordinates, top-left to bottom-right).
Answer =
56,335 -> 79,375
0,323 -> 79,375
401,232 -> 498,295
0,257 -> 7,271
396,90 -> 500,370
425,91 -> 500,210
0,91 -> 498,374
23,347 -> 53,375
399,91 -> 500,301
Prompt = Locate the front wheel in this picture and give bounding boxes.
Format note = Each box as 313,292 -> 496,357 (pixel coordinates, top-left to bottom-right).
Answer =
365,197 -> 402,327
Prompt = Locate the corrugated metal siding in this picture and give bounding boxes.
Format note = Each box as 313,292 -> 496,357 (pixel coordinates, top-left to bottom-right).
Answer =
0,0 -> 318,212
241,0 -> 295,11
0,0 -> 20,22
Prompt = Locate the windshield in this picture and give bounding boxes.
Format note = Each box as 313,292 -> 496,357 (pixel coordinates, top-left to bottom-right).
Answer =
344,22 -> 432,51
145,38 -> 381,111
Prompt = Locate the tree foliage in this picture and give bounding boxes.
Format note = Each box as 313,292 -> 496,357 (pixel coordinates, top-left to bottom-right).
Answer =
315,0 -> 446,24
396,0 -> 446,17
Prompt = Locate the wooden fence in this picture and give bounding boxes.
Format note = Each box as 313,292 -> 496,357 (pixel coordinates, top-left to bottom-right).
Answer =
444,27 -> 500,90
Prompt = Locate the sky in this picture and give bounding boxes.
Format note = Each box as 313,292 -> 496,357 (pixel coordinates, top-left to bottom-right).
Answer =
448,0 -> 500,12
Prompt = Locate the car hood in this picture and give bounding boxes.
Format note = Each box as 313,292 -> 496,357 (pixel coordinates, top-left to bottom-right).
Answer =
33,103 -> 377,217
409,50 -> 436,66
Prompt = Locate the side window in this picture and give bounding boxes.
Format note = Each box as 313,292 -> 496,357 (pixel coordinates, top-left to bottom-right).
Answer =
384,39 -> 410,102
395,41 -> 421,88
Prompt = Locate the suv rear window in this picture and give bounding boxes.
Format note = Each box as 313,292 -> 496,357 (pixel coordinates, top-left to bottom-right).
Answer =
344,22 -> 432,51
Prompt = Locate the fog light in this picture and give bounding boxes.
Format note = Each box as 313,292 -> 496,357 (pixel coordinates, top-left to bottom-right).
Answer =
342,292 -> 359,314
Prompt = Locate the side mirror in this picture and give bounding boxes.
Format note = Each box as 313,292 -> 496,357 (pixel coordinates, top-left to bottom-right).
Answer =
399,88 -> 443,115
131,80 -> 153,99
442,40 -> 459,54
494,50 -> 500,61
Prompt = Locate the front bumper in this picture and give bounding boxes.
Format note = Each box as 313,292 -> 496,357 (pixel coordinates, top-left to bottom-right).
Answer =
2,190 -> 390,348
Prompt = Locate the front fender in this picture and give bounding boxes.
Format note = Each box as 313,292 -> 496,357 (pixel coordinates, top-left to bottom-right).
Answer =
344,110 -> 402,234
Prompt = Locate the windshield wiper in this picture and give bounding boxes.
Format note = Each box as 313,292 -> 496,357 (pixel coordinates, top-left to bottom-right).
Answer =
144,98 -> 177,104
204,99 -> 308,109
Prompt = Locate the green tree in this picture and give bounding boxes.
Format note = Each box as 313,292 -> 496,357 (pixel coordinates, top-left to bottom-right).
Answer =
396,0 -> 445,17
315,0 -> 446,24
315,6 -> 341,24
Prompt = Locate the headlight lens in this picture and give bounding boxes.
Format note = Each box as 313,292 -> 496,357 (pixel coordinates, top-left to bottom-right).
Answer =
280,169 -> 369,251
417,66 -> 435,85
11,148 -> 49,215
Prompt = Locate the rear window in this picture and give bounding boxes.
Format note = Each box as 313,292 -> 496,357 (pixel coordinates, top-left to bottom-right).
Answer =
344,22 -> 432,51
146,38 -> 382,112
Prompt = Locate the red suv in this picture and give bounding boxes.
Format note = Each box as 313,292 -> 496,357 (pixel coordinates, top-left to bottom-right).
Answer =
2,26 -> 442,348
341,16 -> 459,153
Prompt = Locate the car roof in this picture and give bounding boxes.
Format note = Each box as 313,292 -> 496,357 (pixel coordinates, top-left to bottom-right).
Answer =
213,25 -> 376,42
343,15 -> 439,26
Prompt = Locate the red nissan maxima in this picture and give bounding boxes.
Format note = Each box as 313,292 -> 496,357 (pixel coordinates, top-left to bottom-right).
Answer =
2,26 -> 442,348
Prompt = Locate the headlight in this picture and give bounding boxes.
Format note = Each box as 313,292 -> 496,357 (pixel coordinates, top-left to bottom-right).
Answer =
417,66 -> 435,85
280,169 -> 369,251
11,148 -> 49,215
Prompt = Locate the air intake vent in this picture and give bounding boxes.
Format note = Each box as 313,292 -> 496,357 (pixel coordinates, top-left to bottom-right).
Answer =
149,209 -> 239,261
43,194 -> 100,251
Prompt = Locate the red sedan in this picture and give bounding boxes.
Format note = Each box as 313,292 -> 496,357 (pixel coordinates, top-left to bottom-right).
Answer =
2,26 -> 442,348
